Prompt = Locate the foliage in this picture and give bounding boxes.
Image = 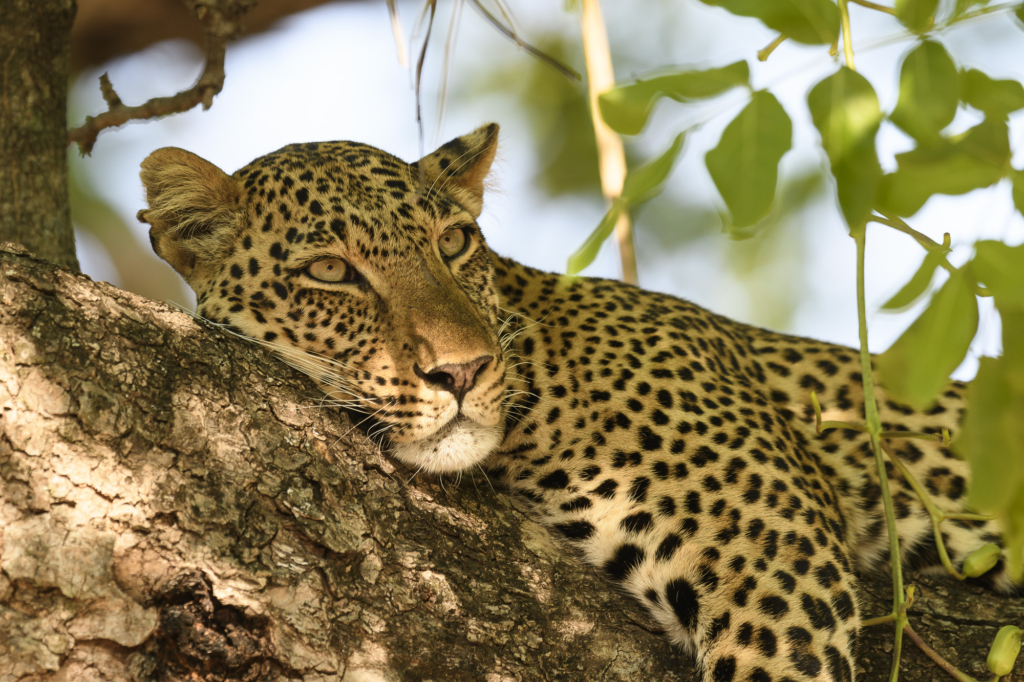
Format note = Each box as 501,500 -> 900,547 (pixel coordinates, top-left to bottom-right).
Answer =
576,1 -> 1024,678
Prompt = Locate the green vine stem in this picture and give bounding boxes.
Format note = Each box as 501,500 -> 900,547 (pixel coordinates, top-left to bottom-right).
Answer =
903,621 -> 997,682
812,391 -> 953,445
863,585 -> 915,627
853,224 -> 907,682
758,34 -> 787,61
870,212 -> 948,253
811,392 -> 993,581
836,4 -> 907,674
838,0 -> 856,68
880,441 -> 995,579
869,212 -> 993,297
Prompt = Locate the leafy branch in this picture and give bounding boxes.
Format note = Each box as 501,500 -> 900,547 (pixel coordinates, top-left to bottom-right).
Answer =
576,0 -> 1024,679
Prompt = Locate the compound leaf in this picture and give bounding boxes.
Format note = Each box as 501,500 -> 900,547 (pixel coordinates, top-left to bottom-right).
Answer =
958,357 -> 1024,513
621,133 -> 686,205
807,67 -> 883,229
972,240 -> 1024,306
1014,170 -> 1024,219
896,0 -> 939,31
568,133 -> 686,275
962,68 -> 1024,117
879,117 -> 1011,216
877,267 -> 979,408
566,202 -> 623,276
890,41 -> 959,142
598,62 -> 749,135
698,0 -> 839,44
706,91 -> 793,228
881,251 -> 945,310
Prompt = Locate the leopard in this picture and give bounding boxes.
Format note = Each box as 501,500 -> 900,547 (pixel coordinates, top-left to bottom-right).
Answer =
137,123 -> 1017,681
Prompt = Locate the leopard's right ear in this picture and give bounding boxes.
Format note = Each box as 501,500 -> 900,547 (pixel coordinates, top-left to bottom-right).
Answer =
137,148 -> 243,283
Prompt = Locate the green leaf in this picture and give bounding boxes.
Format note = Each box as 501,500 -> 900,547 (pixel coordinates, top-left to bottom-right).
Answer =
698,0 -> 840,44
621,133 -> 686,204
1017,2 -> 1024,27
878,117 -> 1011,216
958,357 -> 1024,513
972,240 -> 1024,306
567,134 -> 686,275
881,251 -> 945,310
889,41 -> 959,142
952,0 -> 992,21
807,67 -> 883,229
973,241 -> 1024,393
896,0 -> 939,31
566,202 -> 623,276
598,62 -> 749,135
1013,171 -> 1024,218
705,91 -> 793,228
877,268 -> 980,408
1000,308 -> 1024,403
961,68 -> 1024,117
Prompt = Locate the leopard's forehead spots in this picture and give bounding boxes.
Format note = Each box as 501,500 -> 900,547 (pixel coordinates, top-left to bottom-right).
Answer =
223,140 -> 482,286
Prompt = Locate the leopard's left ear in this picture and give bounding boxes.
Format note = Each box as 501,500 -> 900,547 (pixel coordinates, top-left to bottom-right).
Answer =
415,123 -> 498,218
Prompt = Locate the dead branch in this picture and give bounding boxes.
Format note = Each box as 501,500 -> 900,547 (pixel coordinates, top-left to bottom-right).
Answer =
67,0 -> 256,155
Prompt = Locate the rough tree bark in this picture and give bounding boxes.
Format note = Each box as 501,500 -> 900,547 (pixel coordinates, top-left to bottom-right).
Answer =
0,243 -> 1021,681
0,0 -> 79,271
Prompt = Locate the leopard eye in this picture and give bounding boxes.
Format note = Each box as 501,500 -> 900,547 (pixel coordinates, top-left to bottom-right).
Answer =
439,226 -> 469,258
307,258 -> 353,283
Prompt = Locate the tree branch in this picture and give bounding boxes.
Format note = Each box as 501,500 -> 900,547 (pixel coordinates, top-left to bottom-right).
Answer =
0,243 -> 1019,680
68,0 -> 256,155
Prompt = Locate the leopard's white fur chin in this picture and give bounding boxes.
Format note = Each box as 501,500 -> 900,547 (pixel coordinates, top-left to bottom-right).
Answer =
390,418 -> 503,473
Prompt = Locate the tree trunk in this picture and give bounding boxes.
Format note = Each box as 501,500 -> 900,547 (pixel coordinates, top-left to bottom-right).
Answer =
0,244 -> 1020,682
0,1 -> 79,271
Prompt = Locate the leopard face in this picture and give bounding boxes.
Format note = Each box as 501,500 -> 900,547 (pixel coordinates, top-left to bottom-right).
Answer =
139,125 -> 508,473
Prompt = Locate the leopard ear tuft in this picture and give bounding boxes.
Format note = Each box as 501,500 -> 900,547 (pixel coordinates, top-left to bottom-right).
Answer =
415,123 -> 499,218
138,148 -> 243,283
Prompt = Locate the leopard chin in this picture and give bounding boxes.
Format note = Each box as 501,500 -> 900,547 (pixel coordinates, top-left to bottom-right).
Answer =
389,417 -> 504,474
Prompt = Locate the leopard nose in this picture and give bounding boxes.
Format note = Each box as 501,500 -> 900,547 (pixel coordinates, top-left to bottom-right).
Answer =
415,355 -> 492,403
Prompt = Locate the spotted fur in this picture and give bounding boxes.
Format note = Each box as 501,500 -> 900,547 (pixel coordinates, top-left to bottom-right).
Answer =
139,124 -> 1015,681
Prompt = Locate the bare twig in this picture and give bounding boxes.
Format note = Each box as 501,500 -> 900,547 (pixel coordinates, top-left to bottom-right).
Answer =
469,1 -> 580,82
434,0 -> 466,144
68,0 -> 256,155
413,0 -> 437,161
903,622 -> 986,682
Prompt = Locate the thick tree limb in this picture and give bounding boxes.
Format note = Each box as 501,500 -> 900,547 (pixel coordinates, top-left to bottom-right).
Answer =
0,244 -> 1020,681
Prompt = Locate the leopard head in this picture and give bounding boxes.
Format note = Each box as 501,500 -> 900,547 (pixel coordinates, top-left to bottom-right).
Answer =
138,124 -> 507,473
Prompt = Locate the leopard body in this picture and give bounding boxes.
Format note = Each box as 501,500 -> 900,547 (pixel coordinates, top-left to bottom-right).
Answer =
139,124 -> 1013,681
